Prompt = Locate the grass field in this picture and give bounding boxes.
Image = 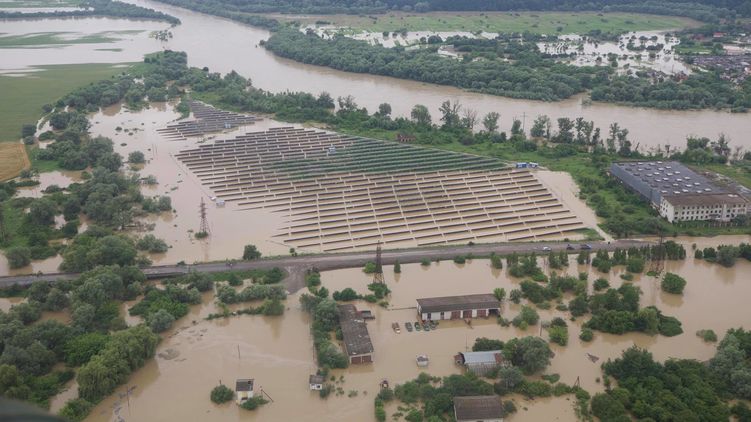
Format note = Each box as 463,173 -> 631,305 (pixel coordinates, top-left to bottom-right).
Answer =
0,0 -> 81,7
0,31 -> 142,48
292,11 -> 699,35
0,143 -> 30,181
0,62 -> 132,143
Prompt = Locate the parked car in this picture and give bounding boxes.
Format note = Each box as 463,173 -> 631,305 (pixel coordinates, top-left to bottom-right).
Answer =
580,244 -> 592,250
566,244 -> 575,250
542,246 -> 551,251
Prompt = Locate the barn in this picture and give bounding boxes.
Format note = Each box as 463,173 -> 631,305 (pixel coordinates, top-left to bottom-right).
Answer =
416,294 -> 500,321
338,304 -> 374,364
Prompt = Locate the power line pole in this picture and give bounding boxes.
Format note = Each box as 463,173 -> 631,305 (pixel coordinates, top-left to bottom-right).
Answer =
373,244 -> 384,284
198,197 -> 210,236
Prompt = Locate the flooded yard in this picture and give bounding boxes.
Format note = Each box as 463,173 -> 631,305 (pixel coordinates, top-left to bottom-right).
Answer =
81,235 -> 751,421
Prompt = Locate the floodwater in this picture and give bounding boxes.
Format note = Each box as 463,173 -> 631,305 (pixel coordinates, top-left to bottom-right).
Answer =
88,101 -> 291,262
0,17 -> 169,72
15,169 -> 83,198
81,235 -> 751,421
113,0 -> 751,151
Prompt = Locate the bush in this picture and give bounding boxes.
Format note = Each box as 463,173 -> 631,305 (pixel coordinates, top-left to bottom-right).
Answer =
696,329 -> 718,342
58,398 -> 94,422
453,255 -> 466,264
579,328 -> 594,342
548,326 -> 568,346
502,400 -> 517,414
147,308 -> 175,333
362,261 -> 377,273
512,306 -> 539,328
661,273 -> 686,294
128,151 -> 145,163
5,246 -> 31,268
332,288 -> 360,301
210,384 -> 234,404
240,396 -> 268,410
593,278 -> 609,291
242,244 -> 261,260
420,258 -> 430,266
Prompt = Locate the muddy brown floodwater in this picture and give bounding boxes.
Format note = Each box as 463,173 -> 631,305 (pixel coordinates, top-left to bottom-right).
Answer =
118,0 -> 751,151
81,236 -> 749,422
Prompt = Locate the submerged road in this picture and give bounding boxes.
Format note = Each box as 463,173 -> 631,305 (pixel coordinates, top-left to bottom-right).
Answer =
0,239 -> 652,292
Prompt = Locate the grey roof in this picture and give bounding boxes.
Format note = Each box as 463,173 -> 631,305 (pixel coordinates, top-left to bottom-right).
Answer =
663,193 -> 748,206
235,379 -> 254,392
338,304 -> 374,356
460,351 -> 503,365
453,396 -> 504,420
417,294 -> 499,313
612,161 -> 725,196
309,374 -> 325,385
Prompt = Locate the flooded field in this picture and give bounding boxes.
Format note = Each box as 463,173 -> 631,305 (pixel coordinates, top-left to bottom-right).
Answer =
0,17 -> 169,72
78,235 -> 751,421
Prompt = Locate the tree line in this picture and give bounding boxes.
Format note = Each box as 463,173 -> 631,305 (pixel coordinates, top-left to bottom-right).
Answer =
0,0 -> 180,24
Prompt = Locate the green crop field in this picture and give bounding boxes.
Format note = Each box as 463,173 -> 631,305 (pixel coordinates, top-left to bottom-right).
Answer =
298,11 -> 699,35
0,62 -> 132,142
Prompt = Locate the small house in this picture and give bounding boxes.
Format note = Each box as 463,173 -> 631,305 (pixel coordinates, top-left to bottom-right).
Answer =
453,396 -> 504,422
397,133 -> 416,143
338,304 -> 374,364
235,379 -> 254,404
309,374 -> 325,390
416,354 -> 429,367
455,350 -> 504,376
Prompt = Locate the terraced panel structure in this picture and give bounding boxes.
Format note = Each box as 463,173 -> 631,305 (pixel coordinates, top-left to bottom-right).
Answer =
157,101 -> 260,140
175,127 -> 585,251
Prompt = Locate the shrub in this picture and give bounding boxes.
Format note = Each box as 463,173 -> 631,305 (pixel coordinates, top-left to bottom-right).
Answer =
242,244 -> 261,260
240,396 -> 268,410
5,246 -> 31,269
512,306 -> 539,328
394,260 -> 401,273
661,273 -> 686,294
548,326 -> 568,346
593,278 -> 609,291
579,328 -> 594,342
59,398 -> 94,422
147,308 -> 175,333
128,151 -> 145,163
420,258 -> 430,266
210,384 -> 234,404
696,329 -> 718,342
453,255 -> 466,264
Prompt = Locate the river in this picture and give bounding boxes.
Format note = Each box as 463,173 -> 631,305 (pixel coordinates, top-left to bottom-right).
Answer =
117,0 -> 751,152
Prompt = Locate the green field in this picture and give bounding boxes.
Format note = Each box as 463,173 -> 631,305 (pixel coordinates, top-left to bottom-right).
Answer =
298,11 -> 699,35
0,31 -> 143,48
0,62 -> 132,142
0,0 -> 81,7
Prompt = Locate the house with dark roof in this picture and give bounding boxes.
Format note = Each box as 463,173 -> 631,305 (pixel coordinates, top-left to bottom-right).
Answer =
309,374 -> 325,390
235,379 -> 254,404
338,304 -> 374,364
453,396 -> 504,422
416,294 -> 500,320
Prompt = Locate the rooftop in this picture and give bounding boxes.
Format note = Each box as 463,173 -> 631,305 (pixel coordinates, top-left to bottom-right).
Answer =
309,374 -> 325,385
664,193 -> 748,206
453,396 -> 504,420
338,304 -> 374,357
459,350 -> 504,365
235,379 -> 254,392
612,161 -> 724,196
417,294 -> 499,313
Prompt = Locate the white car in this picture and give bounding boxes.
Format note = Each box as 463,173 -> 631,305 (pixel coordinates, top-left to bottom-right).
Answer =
541,246 -> 552,251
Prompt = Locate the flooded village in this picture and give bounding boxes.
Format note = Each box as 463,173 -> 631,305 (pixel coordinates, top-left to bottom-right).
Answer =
1,1 -> 751,422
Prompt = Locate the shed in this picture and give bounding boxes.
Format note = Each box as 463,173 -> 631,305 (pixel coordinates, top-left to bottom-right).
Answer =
309,374 -> 325,390
235,378 -> 254,404
416,294 -> 500,321
455,350 -> 504,376
453,396 -> 504,422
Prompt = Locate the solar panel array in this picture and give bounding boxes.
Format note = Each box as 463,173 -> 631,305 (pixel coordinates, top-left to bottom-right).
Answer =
175,127 -> 585,251
157,101 -> 260,140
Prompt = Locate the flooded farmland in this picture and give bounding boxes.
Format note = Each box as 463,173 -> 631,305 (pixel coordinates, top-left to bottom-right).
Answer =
78,235 -> 751,421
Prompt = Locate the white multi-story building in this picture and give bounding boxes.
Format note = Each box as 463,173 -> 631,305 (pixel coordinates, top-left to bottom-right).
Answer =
611,161 -> 749,223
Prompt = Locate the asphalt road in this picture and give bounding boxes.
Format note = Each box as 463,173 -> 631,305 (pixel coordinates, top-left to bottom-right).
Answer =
0,239 -> 652,292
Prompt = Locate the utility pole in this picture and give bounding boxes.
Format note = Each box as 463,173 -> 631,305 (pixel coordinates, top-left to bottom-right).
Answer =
198,197 -> 210,236
373,244 -> 384,284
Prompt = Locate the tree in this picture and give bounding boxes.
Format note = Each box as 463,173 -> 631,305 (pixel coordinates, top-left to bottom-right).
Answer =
591,393 -> 627,420
530,115 -> 551,139
59,398 -> 94,422
5,246 -> 31,269
377,103 -> 392,117
210,384 -> 234,403
64,333 -> 110,366
21,124 -> 36,138
410,104 -> 431,127
128,151 -> 145,163
661,273 -> 686,294
503,336 -> 552,374
482,112 -> 500,133
461,107 -> 478,130
394,260 -> 401,273
493,288 -> 506,302
242,244 -> 261,260
29,198 -> 57,226
472,337 -> 504,351
438,100 -> 461,128
147,308 -> 175,332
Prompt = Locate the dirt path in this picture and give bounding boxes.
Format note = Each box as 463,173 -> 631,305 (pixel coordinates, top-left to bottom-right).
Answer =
0,239 -> 651,291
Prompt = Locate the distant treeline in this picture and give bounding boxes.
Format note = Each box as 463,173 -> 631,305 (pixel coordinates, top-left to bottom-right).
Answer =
152,0 -> 751,20
264,28 -> 751,110
0,0 -> 180,24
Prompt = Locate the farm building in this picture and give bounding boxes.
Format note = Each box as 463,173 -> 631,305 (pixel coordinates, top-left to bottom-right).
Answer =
455,350 -> 504,376
416,294 -> 500,320
235,379 -> 254,404
453,396 -> 504,422
610,161 -> 749,223
338,304 -> 374,364
309,374 -> 325,390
